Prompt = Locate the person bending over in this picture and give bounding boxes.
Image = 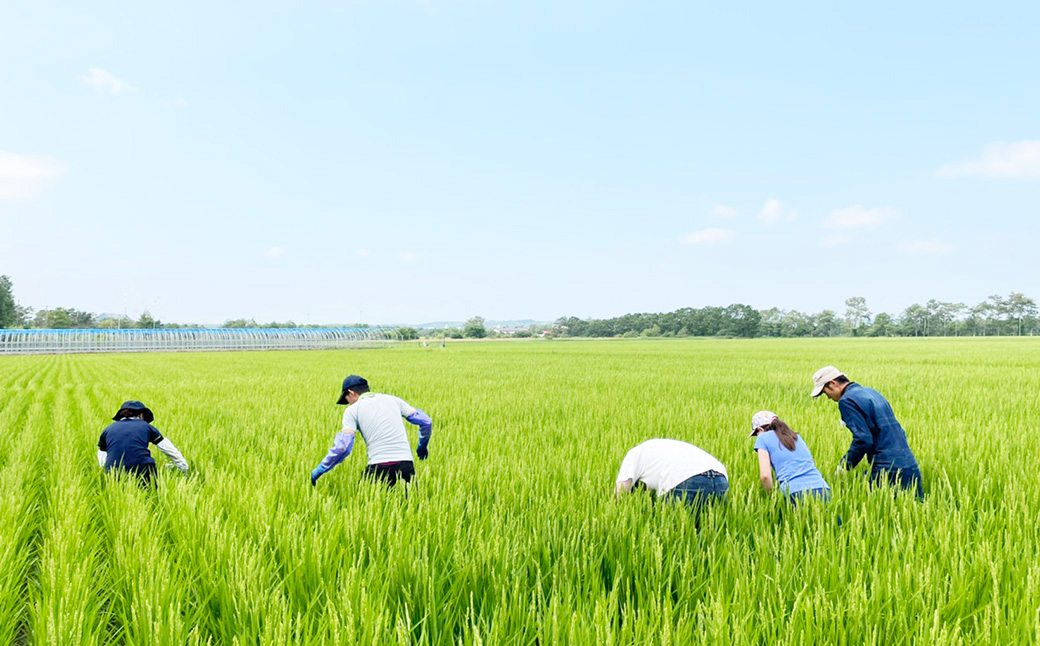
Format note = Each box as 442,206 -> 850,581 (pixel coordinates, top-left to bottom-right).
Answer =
98,400 -> 189,485
311,375 -> 433,488
749,410 -> 830,504
811,366 -> 922,498
615,439 -> 728,512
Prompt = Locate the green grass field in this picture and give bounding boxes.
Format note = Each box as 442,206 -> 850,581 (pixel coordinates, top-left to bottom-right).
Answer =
1,338 -> 1038,645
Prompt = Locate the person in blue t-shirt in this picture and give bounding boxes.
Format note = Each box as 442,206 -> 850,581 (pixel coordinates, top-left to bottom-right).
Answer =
749,410 -> 830,503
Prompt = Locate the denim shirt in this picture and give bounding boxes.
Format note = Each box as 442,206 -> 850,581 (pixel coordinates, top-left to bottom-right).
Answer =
838,383 -> 918,472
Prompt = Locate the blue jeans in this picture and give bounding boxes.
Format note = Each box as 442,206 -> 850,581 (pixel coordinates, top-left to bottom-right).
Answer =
788,487 -> 831,506
669,471 -> 729,508
871,465 -> 924,499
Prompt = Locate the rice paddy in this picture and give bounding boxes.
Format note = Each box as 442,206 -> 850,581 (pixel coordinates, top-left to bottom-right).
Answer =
1,337 -> 1038,645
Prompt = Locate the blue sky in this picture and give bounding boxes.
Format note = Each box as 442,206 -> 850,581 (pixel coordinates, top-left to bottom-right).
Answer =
1,1 -> 1037,325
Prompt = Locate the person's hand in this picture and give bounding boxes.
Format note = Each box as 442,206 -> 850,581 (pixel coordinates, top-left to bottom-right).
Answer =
416,446 -> 428,460
311,466 -> 326,486
834,462 -> 846,477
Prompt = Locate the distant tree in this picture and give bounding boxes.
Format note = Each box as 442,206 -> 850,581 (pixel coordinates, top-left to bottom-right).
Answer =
0,275 -> 16,327
464,316 -> 487,339
722,304 -> 761,337
970,301 -> 996,336
640,324 -> 662,337
99,316 -> 133,329
14,304 -> 33,328
1004,292 -> 1038,336
899,304 -> 927,337
780,310 -> 812,337
396,326 -> 419,340
513,330 -> 533,338
986,294 -> 1008,335
138,310 -> 159,329
444,327 -> 464,339
758,308 -> 784,337
812,310 -> 843,337
934,301 -> 965,336
923,300 -> 963,336
844,297 -> 872,336
868,313 -> 894,337
223,318 -> 258,328
33,308 -> 96,329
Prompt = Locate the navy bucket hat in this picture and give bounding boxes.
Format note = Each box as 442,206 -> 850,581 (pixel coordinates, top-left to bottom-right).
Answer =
113,400 -> 154,423
336,375 -> 368,405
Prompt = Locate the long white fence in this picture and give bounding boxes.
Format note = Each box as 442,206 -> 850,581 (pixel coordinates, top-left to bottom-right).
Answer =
0,327 -> 398,355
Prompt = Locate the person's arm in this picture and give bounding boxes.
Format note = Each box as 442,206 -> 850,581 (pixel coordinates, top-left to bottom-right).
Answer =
96,432 -> 107,468
615,478 -> 634,500
312,430 -> 356,485
156,438 -> 189,473
757,449 -> 774,492
97,433 -> 108,468
839,398 -> 874,470
405,409 -> 432,460
615,449 -> 639,500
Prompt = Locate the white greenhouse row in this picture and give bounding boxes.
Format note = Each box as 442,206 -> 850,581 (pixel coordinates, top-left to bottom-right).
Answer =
0,327 -> 397,355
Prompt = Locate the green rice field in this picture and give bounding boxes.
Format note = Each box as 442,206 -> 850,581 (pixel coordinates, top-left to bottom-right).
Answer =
1,337 -> 1038,645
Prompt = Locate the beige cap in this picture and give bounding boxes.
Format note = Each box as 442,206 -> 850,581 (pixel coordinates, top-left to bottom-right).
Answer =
810,366 -> 845,398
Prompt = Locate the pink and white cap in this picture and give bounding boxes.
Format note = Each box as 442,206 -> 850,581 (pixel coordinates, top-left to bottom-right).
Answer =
749,410 -> 777,437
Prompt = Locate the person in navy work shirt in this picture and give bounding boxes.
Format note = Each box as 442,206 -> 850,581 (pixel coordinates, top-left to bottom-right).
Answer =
811,366 -> 923,498
97,400 -> 189,485
749,410 -> 830,503
311,375 -> 433,488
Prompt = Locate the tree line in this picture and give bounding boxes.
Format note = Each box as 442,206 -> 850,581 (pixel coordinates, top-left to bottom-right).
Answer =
3,275 -> 1036,337
553,293 -> 1039,338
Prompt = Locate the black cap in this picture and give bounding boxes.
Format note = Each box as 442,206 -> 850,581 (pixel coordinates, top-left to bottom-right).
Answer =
336,375 -> 368,405
113,400 -> 154,423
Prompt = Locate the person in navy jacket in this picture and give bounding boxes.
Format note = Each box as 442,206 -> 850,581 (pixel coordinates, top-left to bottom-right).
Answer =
811,366 -> 922,498
97,400 -> 189,484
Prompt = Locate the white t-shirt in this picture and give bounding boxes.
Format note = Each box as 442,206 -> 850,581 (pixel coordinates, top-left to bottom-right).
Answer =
616,439 -> 728,496
342,393 -> 417,464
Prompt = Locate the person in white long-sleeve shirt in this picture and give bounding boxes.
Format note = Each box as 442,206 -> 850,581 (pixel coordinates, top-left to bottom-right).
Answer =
97,400 -> 189,485
311,375 -> 433,488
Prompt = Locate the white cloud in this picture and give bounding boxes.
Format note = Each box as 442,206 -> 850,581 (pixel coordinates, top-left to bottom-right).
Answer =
899,239 -> 955,255
0,150 -> 66,200
825,205 -> 898,229
394,251 -> 419,261
679,228 -> 735,246
266,246 -> 285,259
820,234 -> 850,247
759,198 -> 797,224
80,67 -> 132,95
712,204 -> 738,219
936,140 -> 1040,179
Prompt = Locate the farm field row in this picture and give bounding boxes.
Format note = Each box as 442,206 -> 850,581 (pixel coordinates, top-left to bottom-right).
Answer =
1,337 -> 1038,645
